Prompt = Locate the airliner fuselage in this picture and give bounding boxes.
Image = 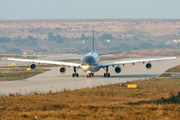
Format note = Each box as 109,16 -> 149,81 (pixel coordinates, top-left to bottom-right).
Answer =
81,51 -> 100,73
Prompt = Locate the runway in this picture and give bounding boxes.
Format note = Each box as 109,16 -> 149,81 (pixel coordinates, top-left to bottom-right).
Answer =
0,54 -> 179,96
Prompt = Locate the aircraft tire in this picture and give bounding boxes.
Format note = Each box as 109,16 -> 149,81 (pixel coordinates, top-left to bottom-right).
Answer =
76,73 -> 79,77
72,73 -> 75,77
108,73 -> 110,77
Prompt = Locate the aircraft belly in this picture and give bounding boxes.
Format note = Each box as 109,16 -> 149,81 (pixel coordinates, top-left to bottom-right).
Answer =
81,65 -> 100,72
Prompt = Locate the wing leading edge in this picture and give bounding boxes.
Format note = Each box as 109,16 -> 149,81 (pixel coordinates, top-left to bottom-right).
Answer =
7,58 -> 81,67
99,56 -> 177,67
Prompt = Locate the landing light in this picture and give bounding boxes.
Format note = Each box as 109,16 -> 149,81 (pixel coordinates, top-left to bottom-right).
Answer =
106,39 -> 111,42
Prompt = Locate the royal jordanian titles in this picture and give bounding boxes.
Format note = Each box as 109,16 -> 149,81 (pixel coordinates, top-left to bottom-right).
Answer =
8,28 -> 178,78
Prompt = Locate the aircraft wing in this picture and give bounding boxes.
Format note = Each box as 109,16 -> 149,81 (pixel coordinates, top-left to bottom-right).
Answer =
7,58 -> 81,67
99,56 -> 177,67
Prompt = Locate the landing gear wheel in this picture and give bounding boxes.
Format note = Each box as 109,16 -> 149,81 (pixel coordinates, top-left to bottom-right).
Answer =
104,73 -> 110,77
76,73 -> 79,77
72,73 -> 75,77
91,73 -> 94,77
108,73 -> 110,77
87,73 -> 92,78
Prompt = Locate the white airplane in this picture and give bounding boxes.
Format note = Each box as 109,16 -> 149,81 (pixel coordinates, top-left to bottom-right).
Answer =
8,28 -> 177,78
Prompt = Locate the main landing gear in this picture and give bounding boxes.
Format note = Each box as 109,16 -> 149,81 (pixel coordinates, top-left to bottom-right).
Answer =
103,66 -> 110,77
72,67 -> 79,77
87,73 -> 94,78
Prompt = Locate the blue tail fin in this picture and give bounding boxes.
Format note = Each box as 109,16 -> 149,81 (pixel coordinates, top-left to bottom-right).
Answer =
92,27 -> 94,52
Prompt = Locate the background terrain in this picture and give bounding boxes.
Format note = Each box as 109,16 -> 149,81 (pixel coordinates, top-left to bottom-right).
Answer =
1,19 -> 180,54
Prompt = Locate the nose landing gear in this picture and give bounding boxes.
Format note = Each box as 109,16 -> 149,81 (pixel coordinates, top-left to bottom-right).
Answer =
87,73 -> 94,78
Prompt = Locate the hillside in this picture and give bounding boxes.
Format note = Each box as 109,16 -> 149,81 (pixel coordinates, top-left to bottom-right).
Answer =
1,19 -> 180,53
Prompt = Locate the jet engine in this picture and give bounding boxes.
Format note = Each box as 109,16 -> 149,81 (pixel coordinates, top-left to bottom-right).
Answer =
115,66 -> 121,73
30,64 -> 36,69
60,67 -> 66,74
146,63 -> 152,70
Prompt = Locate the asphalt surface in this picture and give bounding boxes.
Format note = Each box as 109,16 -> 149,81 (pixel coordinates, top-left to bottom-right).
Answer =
0,54 -> 179,96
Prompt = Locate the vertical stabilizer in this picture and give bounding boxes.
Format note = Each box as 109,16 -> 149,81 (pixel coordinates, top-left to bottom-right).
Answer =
92,27 -> 95,52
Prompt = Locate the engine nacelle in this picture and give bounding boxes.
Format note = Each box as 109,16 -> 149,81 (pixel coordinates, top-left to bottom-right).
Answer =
60,67 -> 66,74
30,64 -> 36,69
115,66 -> 121,74
146,63 -> 152,70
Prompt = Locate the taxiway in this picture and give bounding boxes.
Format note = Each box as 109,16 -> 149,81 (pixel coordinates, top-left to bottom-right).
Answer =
0,54 -> 179,96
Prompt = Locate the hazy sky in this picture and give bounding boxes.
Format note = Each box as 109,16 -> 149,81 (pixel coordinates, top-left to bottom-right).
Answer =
0,0 -> 180,19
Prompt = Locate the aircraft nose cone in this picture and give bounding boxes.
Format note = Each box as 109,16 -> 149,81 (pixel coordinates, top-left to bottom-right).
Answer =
81,64 -> 99,72
81,64 -> 90,71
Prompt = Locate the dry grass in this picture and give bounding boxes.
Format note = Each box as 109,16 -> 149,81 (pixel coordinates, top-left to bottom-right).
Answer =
0,77 -> 180,119
0,67 -> 49,81
160,65 -> 180,77
166,65 -> 180,73
1,65 -> 180,119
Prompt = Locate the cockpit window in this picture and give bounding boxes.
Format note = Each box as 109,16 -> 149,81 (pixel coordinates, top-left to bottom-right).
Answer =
81,56 -> 96,64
